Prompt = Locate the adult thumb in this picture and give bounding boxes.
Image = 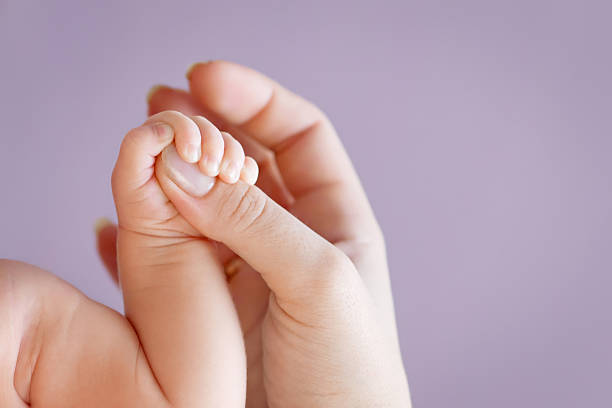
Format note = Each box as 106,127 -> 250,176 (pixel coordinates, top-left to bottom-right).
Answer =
155,144 -> 358,307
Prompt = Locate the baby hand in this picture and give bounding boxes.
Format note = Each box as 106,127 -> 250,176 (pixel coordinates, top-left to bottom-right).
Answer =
1,112 -> 258,407
111,111 -> 260,407
113,110 -> 258,238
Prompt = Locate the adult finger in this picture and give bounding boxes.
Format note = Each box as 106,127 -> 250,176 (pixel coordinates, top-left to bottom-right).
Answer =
186,61 -> 380,242
147,86 -> 200,117
148,86 -> 292,207
94,218 -> 118,285
156,146 -> 364,315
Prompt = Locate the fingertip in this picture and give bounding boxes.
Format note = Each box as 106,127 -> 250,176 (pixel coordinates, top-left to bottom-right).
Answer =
183,141 -> 202,163
149,122 -> 174,144
188,61 -> 273,124
94,218 -> 119,284
185,60 -> 213,81
94,217 -> 113,235
146,84 -> 168,104
219,162 -> 242,184
199,153 -> 222,177
147,86 -> 201,117
241,157 -> 259,185
178,124 -> 202,163
218,132 -> 245,184
191,115 -> 224,177
114,123 -> 174,191
150,112 -> 201,164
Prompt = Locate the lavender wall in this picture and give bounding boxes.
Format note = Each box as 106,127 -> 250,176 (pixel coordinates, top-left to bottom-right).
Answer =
1,1 -> 610,406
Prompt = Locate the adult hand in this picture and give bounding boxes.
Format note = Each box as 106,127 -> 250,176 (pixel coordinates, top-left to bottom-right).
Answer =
98,61 -> 411,407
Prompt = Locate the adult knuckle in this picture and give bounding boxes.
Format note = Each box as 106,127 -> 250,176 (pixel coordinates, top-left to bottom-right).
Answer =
297,248 -> 364,321
218,184 -> 268,234
316,248 -> 356,291
325,247 -> 355,273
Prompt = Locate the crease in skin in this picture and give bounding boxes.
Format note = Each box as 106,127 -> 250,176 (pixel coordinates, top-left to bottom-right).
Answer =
160,144 -> 215,197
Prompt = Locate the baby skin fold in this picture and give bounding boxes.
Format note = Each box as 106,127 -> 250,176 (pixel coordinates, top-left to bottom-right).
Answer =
1,111 -> 258,407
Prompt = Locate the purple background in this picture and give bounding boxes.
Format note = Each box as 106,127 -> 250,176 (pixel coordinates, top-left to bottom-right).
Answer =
1,1 -> 610,406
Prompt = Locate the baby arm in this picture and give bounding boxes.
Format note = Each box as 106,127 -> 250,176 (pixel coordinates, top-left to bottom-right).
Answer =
1,259 -> 167,407
2,111 -> 257,407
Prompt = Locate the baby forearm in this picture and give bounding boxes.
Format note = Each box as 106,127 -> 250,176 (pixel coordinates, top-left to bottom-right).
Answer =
117,230 -> 246,407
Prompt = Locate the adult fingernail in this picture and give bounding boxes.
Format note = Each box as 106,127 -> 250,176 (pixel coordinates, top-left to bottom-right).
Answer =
186,61 -> 212,80
146,84 -> 166,103
94,217 -> 113,235
161,144 -> 215,197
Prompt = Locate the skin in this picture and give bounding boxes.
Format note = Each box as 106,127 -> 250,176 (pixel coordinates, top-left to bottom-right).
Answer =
111,111 -> 259,408
1,111 -> 258,407
101,61 -> 412,407
0,60 -> 411,407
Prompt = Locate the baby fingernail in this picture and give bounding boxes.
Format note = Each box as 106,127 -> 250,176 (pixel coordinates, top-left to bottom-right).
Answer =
229,166 -> 240,182
223,162 -> 240,183
201,155 -> 220,176
161,144 -> 215,197
219,161 -> 240,183
184,143 -> 201,163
